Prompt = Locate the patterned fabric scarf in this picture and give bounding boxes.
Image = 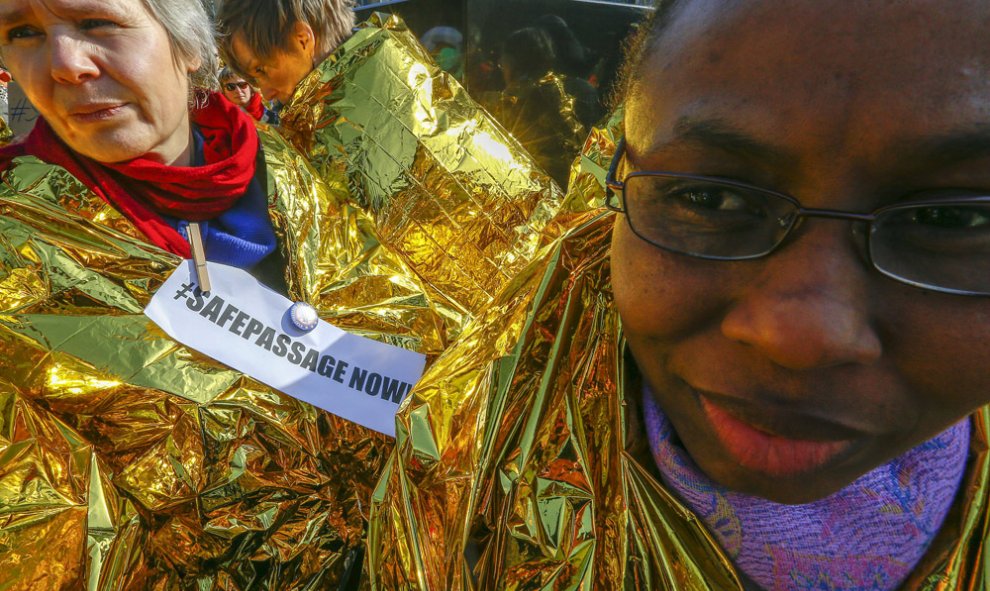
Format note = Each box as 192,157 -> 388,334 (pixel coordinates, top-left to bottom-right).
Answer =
642,388 -> 970,591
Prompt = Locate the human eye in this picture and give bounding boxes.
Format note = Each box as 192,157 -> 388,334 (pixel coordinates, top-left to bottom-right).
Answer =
677,186 -> 752,212
80,19 -> 117,30
78,18 -> 121,34
910,205 -> 990,229
639,178 -> 771,227
879,202 -> 990,256
4,25 -> 42,42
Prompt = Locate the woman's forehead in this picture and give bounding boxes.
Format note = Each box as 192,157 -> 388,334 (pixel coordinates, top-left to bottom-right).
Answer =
627,0 -> 990,164
0,0 -> 144,24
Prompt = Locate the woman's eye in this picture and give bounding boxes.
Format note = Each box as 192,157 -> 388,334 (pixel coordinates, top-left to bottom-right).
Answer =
5,25 -> 42,41
911,206 -> 990,229
679,188 -> 751,212
80,19 -> 117,31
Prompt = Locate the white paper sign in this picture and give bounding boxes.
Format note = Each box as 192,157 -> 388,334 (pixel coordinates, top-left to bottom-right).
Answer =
145,260 -> 426,437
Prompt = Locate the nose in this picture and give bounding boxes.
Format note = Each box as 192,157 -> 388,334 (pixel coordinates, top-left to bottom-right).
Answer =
720,223 -> 882,370
49,32 -> 99,84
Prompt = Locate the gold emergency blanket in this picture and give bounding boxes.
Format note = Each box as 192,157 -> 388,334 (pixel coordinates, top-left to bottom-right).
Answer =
0,116 -> 12,145
479,72 -> 587,188
0,124 -> 454,590
367,119 -> 990,590
278,13 -> 589,344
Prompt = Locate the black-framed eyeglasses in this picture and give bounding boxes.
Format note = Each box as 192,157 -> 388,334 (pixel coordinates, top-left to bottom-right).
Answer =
224,81 -> 251,92
605,138 -> 990,296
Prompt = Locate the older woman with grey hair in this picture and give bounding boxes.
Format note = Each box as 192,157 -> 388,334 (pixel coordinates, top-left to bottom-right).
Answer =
0,0 -> 436,589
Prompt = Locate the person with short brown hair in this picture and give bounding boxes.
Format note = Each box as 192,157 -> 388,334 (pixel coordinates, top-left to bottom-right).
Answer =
215,1 -> 587,339
216,0 -> 355,104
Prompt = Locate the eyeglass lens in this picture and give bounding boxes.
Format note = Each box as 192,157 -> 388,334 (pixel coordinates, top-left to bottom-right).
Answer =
622,174 -> 990,294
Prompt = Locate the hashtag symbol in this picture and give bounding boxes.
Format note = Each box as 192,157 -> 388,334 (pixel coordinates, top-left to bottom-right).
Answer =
173,282 -> 196,301
8,98 -> 27,122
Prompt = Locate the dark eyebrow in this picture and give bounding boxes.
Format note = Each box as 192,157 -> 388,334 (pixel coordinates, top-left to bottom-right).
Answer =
665,117 -> 799,170
903,129 -> 990,169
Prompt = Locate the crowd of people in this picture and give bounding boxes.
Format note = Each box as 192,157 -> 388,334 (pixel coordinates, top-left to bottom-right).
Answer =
2,0 -> 990,590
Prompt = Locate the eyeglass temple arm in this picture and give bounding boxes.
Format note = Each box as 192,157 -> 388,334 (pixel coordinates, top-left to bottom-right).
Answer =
606,137 -> 626,190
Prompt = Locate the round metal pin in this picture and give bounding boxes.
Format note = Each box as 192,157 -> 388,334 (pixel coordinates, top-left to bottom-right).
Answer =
289,302 -> 319,332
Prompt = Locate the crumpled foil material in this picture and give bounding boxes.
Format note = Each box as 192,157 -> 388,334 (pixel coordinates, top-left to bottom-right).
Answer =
0,122 -> 474,590
278,13 -> 591,347
366,113 -> 990,590
478,72 -> 587,189
0,117 -> 11,146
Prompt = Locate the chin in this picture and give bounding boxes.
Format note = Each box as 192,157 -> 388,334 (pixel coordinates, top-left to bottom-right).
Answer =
53,123 -> 145,164
76,135 -> 157,164
699,455 -> 854,505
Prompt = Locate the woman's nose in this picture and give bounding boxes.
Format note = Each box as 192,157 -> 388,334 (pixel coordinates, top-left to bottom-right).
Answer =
720,224 -> 882,370
49,33 -> 99,84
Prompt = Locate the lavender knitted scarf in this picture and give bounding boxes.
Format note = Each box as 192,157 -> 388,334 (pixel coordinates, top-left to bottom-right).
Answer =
642,389 -> 970,591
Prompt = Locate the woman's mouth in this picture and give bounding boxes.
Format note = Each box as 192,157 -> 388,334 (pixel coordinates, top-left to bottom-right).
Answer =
699,394 -> 856,477
70,104 -> 128,123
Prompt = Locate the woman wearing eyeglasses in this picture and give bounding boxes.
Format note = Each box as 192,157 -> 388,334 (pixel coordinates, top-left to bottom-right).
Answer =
369,1 -> 990,589
219,66 -> 278,125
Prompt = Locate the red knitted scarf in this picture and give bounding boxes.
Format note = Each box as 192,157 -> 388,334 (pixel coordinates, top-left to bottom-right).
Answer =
245,92 -> 266,121
0,92 -> 259,257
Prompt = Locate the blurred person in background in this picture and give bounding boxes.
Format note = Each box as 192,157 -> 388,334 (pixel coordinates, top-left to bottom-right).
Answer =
219,65 -> 278,124
483,26 -> 586,188
534,13 -> 603,129
420,25 -> 464,81
216,0 -> 588,354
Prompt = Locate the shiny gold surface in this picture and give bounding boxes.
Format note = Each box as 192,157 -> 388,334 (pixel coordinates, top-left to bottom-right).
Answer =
0,116 -> 12,146
0,123 -> 455,589
278,13 -> 589,347
479,72 -> 587,188
367,117 -> 990,590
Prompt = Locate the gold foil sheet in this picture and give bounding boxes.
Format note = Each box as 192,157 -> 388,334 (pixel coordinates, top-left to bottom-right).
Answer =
367,117 -> 990,589
278,13 -> 590,346
478,72 -> 587,189
0,116 -> 12,146
0,122 -> 459,589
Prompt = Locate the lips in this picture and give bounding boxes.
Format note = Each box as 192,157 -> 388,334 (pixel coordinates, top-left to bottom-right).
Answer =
68,103 -> 128,122
696,391 -> 858,477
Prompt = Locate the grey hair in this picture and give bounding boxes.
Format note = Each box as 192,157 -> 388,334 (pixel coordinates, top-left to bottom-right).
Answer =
141,0 -> 219,93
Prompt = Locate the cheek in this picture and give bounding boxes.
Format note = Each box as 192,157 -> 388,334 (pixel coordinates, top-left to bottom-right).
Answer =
283,55 -> 311,89
3,51 -> 53,112
611,218 -> 727,342
886,297 -> 990,419
129,35 -> 189,116
149,75 -> 188,126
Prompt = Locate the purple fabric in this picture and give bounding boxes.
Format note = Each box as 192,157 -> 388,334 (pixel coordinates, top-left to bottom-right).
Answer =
641,388 -> 970,591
